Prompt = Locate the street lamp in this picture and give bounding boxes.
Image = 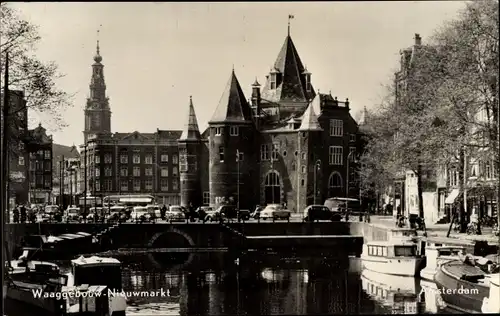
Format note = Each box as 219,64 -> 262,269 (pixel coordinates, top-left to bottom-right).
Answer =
236,149 -> 240,210
313,160 -> 321,205
270,156 -> 275,204
346,151 -> 354,198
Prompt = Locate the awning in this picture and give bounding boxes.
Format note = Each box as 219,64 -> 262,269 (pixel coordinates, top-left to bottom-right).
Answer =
445,189 -> 460,204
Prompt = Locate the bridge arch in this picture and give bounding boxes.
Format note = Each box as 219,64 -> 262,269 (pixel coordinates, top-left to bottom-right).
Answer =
148,227 -> 195,248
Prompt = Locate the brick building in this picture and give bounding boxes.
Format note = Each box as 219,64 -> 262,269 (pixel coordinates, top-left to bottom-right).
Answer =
180,32 -> 361,213
80,41 -> 181,205
26,124 -> 53,204
52,144 -> 80,207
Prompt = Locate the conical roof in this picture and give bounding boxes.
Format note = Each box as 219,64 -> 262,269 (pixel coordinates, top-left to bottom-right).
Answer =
299,99 -> 322,131
179,96 -> 201,141
209,70 -> 252,124
261,35 -> 316,103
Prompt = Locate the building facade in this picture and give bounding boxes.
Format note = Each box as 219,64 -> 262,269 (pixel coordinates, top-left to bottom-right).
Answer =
26,124 -> 53,204
52,144 -> 80,207
81,41 -> 181,205
178,32 -> 361,212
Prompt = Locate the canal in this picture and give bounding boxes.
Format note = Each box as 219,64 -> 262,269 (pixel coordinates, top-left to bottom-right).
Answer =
52,250 -> 459,315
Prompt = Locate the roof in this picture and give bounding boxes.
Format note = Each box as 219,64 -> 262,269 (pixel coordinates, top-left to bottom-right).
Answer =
209,70 -> 253,124
27,123 -> 52,145
179,96 -> 201,141
298,100 -> 322,131
52,143 -> 80,161
261,35 -> 316,103
71,256 -> 121,267
110,130 -> 182,141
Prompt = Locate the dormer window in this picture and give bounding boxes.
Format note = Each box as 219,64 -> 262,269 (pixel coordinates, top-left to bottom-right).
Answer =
305,74 -> 311,92
270,73 -> 277,90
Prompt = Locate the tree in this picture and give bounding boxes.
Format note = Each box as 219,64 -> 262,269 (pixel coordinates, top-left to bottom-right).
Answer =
1,3 -> 72,149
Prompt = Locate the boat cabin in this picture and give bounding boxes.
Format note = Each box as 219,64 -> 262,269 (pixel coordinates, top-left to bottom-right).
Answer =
70,256 -> 122,291
366,241 -> 419,258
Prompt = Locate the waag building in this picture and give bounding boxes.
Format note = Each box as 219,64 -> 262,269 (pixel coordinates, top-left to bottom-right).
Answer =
179,30 -> 362,213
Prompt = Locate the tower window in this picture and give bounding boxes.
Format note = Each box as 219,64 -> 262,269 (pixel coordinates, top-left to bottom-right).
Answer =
215,127 -> 222,136
330,119 -> 343,137
230,126 -> 239,136
219,146 -> 224,162
305,74 -> 311,92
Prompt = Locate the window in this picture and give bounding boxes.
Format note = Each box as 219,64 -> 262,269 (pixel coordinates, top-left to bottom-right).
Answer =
485,160 -> 497,179
172,166 -> 178,176
382,247 -> 388,257
172,155 -> 178,164
145,155 -> 153,164
219,147 -> 225,162
160,179 -> 168,191
215,127 -> 222,136
133,166 -> 141,177
236,151 -> 244,162
329,146 -> 343,165
95,182 -> 100,192
230,126 -> 239,136
145,179 -> 153,190
120,180 -> 128,192
120,167 -> 128,177
447,167 -> 459,187
271,143 -> 279,160
329,119 -> 343,137
29,161 -> 35,171
349,147 -> 356,161
95,155 -> 100,164
350,134 -> 356,142
180,161 -> 188,172
301,152 -> 306,160
18,156 -> 25,166
44,150 -> 51,159
283,151 -> 287,157
294,151 -> 298,157
104,154 -> 112,163
44,178 -> 51,189
104,179 -> 112,191
301,179 -> 305,186
133,155 -> 140,164
394,246 -> 416,257
160,168 -> 169,177
161,154 -> 169,162
104,167 -> 112,177
19,143 -> 25,151
172,179 -> 178,190
145,167 -> 153,176
305,74 -> 311,92
36,175 -> 43,185
301,165 -> 306,173
133,179 -> 141,191
329,172 -> 343,188
260,144 -> 270,161
44,161 -> 51,170
270,73 -> 276,90
120,154 -> 128,164
203,192 -> 210,205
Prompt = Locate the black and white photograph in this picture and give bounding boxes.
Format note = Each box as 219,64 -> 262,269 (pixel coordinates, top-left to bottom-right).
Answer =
1,1 -> 499,315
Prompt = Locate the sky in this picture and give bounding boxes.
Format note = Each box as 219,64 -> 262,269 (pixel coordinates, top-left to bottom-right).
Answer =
9,1 -> 467,147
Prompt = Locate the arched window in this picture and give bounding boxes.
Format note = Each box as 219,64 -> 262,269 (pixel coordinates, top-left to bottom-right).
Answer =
328,172 -> 343,198
264,171 -> 281,204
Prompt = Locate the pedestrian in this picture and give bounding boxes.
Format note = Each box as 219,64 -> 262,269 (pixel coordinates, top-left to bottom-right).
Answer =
20,204 -> 27,223
161,205 -> 167,220
13,206 -> 19,223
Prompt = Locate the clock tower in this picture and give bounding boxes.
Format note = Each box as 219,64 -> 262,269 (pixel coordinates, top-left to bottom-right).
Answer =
83,39 -> 111,143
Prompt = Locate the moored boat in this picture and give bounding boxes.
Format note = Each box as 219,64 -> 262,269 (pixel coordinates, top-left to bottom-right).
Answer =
360,240 -> 425,276
434,256 -> 498,313
481,273 -> 500,313
420,245 -> 465,281
64,255 -> 127,316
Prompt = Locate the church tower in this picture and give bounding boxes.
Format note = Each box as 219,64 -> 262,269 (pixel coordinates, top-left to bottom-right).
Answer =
83,38 -> 111,143
178,96 -> 203,208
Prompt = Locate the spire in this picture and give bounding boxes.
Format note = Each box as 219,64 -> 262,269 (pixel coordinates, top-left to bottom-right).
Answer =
209,70 -> 252,124
179,96 -> 201,141
299,96 -> 322,131
288,14 -> 294,36
94,27 -> 102,63
261,31 -> 315,103
358,106 -> 368,125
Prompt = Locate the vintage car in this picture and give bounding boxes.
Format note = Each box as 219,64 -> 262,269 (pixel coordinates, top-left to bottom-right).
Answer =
303,205 -> 342,222
259,204 -> 291,220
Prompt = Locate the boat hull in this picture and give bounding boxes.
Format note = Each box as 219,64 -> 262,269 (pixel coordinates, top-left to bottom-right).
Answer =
481,273 -> 500,313
434,261 -> 489,313
5,283 -> 63,315
361,254 -> 424,276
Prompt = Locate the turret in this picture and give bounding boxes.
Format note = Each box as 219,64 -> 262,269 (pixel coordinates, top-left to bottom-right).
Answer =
297,94 -> 323,210
208,69 -> 255,209
251,78 -> 261,129
178,96 -> 202,208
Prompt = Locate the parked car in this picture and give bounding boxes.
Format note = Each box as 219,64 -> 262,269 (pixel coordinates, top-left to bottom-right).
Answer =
87,207 -> 104,222
64,206 -> 81,222
107,205 -> 127,222
205,208 -> 222,222
196,206 -> 213,221
145,204 -> 161,220
303,205 -> 341,222
131,206 -> 150,222
259,204 -> 291,220
216,205 -> 250,221
166,205 -> 186,221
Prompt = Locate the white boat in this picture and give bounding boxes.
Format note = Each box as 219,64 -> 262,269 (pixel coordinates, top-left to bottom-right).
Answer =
361,240 -> 425,276
420,245 -> 465,281
64,256 -> 127,316
481,273 -> 500,313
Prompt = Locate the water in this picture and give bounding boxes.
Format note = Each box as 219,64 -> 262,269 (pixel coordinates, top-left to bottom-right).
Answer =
6,250 -> 459,315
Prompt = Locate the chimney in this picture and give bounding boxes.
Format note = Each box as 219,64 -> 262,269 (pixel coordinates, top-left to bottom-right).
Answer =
414,33 -> 422,45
